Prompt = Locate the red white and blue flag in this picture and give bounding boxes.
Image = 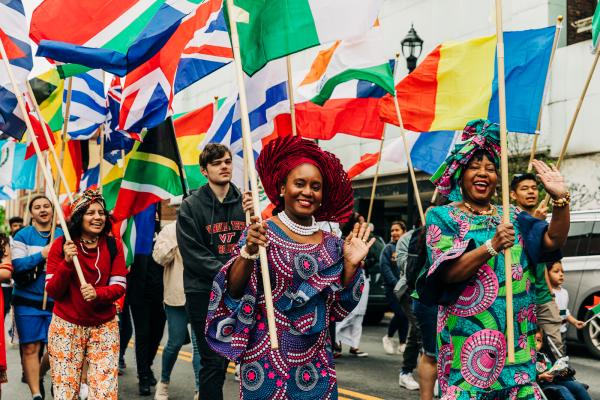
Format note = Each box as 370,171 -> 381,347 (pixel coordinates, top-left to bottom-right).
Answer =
173,7 -> 232,94
0,0 -> 32,140
120,0 -> 227,132
103,76 -> 137,164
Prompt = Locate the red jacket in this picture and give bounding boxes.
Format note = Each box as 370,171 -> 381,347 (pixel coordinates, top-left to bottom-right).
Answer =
46,236 -> 128,326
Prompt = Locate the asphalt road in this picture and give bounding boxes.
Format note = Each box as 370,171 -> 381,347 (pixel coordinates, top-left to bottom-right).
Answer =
4,322 -> 600,399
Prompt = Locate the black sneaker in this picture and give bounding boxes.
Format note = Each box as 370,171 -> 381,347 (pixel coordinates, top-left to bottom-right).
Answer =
138,376 -> 151,396
148,370 -> 157,386
32,396 -> 43,400
39,379 -> 45,399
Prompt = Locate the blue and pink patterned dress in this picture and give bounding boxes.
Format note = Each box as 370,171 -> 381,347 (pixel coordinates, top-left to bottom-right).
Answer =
206,220 -> 364,400
424,205 -> 560,400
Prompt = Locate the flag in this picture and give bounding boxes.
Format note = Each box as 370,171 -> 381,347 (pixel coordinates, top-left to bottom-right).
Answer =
345,131 -> 457,179
0,139 -> 36,189
28,69 -> 64,132
65,70 -> 107,140
173,103 -> 213,190
228,0 -> 383,76
24,100 -> 55,159
101,156 -> 127,211
203,58 -> 290,186
112,118 -> 185,221
298,21 -> 394,106
120,0 -> 224,132
48,135 -> 84,195
31,0 -> 203,77
294,77 -> 388,141
0,186 -> 15,200
586,296 -> 600,316
80,164 -> 99,191
593,2 -> 600,52
379,27 -> 556,134
174,7 -> 232,94
104,76 -> 140,144
0,0 -> 32,140
115,204 -> 156,266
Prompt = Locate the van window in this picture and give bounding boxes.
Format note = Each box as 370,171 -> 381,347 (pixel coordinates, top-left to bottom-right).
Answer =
563,221 -> 593,257
588,221 -> 600,256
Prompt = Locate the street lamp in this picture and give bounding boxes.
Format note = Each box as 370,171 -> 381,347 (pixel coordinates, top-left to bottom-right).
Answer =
401,24 -> 423,227
401,24 -> 424,73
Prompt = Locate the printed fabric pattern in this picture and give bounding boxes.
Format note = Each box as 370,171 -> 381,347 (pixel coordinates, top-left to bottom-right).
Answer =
206,221 -> 364,400
425,205 -> 543,400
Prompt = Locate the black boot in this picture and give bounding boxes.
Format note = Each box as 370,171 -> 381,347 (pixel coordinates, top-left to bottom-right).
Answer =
148,370 -> 157,386
138,376 -> 151,396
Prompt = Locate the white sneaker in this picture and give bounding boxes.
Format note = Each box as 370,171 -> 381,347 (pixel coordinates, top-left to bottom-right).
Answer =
399,373 -> 419,391
434,379 -> 440,397
234,364 -> 241,382
382,335 -> 395,355
397,343 -> 407,354
154,381 -> 169,400
194,391 -> 200,400
79,383 -> 89,400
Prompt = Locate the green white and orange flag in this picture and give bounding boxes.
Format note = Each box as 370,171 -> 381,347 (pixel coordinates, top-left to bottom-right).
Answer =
298,20 -> 395,106
227,0 -> 383,76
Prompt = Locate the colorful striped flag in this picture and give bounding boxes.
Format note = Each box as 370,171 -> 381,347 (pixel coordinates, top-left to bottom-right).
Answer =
173,103 -> 213,190
28,69 -> 64,133
227,0 -> 383,76
113,204 -> 156,266
0,140 -> 36,190
0,0 -> 32,140
379,27 -> 555,134
298,21 -> 394,106
31,0 -> 203,77
112,118 -> 184,221
65,70 -> 107,140
120,0 -> 224,132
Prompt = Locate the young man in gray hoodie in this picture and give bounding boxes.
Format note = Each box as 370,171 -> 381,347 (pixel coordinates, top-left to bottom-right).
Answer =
177,144 -> 250,400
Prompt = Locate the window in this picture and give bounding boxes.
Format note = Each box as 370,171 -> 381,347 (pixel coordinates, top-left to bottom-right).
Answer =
587,221 -> 600,256
562,221 -> 593,257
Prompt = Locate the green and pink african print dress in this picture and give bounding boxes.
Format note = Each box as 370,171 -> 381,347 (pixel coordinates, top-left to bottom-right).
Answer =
424,205 -> 560,400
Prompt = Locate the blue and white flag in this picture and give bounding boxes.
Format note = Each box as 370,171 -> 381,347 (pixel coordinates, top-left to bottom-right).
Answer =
79,164 -> 99,191
0,0 -> 32,140
410,131 -> 459,175
0,139 -> 36,189
65,70 -> 107,140
202,58 -> 290,186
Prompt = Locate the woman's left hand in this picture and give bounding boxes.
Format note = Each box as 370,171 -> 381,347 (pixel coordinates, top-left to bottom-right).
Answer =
531,159 -> 568,199
343,223 -> 376,267
80,283 -> 97,302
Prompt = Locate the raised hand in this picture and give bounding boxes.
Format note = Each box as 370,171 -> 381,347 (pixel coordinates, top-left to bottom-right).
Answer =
531,159 -> 568,199
343,223 -> 376,267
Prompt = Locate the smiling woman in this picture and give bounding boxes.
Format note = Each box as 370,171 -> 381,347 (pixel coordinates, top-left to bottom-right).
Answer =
205,136 -> 374,400
421,119 -> 571,400
45,189 -> 128,399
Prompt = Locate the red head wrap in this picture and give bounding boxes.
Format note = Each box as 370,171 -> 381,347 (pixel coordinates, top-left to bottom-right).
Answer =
256,136 -> 354,223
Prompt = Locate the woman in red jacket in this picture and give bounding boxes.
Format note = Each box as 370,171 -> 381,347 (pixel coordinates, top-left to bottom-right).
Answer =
46,190 -> 128,400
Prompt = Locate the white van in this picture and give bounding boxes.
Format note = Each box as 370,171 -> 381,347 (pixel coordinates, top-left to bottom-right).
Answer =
558,210 -> 600,358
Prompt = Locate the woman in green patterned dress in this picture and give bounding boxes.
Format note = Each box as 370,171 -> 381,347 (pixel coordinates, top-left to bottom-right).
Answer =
423,119 -> 570,400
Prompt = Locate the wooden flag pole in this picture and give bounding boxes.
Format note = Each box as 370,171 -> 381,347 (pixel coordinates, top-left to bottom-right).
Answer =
226,0 -> 278,349
366,54 -> 400,225
527,15 -> 563,172
0,40 -> 87,286
540,48 -> 600,206
392,95 -> 426,226
495,0 -> 515,363
25,81 -> 74,202
286,56 -> 298,136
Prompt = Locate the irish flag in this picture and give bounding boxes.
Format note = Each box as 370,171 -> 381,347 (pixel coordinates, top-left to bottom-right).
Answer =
228,0 -> 383,76
298,21 -> 394,106
379,27 -> 556,134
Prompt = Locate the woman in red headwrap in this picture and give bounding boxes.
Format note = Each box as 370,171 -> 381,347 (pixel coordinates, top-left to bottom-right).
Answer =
46,190 -> 128,400
205,136 -> 373,399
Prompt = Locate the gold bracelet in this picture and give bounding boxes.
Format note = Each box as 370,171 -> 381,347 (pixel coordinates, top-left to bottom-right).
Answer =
550,191 -> 570,208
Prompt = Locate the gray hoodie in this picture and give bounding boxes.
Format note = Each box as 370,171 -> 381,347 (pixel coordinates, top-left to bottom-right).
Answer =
176,184 -> 246,294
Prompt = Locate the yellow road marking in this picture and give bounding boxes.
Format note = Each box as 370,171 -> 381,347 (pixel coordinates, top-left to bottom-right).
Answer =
338,388 -> 384,400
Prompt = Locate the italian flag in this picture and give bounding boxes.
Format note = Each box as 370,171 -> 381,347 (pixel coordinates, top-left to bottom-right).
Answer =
229,0 -> 383,76
297,21 -> 395,106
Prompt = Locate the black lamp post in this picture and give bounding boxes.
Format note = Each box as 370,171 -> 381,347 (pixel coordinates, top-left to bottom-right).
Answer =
401,24 -> 423,227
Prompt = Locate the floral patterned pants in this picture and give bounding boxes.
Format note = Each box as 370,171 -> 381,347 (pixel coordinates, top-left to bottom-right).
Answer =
48,315 -> 119,400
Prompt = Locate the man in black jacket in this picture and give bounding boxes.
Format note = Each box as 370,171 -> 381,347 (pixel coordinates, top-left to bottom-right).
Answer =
177,144 -> 250,400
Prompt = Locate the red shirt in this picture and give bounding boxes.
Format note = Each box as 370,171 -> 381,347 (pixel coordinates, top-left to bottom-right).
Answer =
46,236 -> 128,326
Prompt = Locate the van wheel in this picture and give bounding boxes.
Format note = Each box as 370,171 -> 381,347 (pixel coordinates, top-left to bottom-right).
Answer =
582,309 -> 600,359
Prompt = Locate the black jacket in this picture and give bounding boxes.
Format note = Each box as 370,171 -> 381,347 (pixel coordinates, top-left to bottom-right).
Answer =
176,184 -> 246,294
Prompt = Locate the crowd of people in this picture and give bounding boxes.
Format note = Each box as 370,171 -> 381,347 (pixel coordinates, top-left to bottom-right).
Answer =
0,119 -> 593,400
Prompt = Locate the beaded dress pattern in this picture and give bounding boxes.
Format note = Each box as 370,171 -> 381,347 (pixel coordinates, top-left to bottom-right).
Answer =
206,221 -> 364,400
